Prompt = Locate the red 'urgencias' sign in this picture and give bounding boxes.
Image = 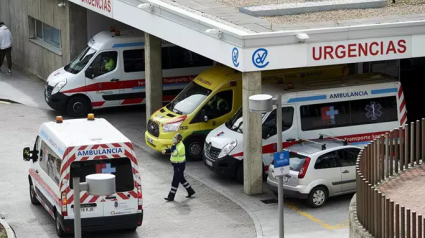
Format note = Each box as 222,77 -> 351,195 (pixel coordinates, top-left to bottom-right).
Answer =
81,0 -> 112,13
312,39 -> 407,61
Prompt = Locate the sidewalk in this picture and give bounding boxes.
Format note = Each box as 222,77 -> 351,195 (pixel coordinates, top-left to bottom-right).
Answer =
0,65 -> 47,108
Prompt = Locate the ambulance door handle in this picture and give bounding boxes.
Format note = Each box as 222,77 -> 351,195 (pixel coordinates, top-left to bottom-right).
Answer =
110,78 -> 120,82
105,196 -> 116,199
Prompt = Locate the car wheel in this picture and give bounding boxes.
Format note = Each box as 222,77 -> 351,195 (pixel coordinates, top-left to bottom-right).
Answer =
55,212 -> 67,237
29,180 -> 40,205
307,186 -> 328,208
184,137 -> 203,161
236,163 -> 243,184
66,96 -> 91,118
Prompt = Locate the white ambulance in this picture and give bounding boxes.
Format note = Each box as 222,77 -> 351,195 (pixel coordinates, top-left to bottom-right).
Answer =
203,73 -> 407,183
44,29 -> 214,117
23,114 -> 143,237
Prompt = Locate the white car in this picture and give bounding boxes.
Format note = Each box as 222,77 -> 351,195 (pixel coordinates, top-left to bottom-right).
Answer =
267,139 -> 361,208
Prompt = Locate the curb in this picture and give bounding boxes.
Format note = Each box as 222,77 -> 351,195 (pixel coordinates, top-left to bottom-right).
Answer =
0,218 -> 16,238
132,140 -> 264,237
0,98 -> 20,104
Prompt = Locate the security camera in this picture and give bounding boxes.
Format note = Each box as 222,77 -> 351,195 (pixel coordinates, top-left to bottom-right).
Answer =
205,29 -> 223,39
58,2 -> 66,7
296,33 -> 309,43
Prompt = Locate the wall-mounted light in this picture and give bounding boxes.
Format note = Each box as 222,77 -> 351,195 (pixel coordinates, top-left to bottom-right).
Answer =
138,3 -> 153,12
295,33 -> 309,43
205,29 -> 223,39
58,2 -> 66,7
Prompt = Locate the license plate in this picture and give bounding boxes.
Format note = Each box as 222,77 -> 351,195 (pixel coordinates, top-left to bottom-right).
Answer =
206,159 -> 213,167
147,137 -> 154,144
283,177 -> 288,182
81,207 -> 94,212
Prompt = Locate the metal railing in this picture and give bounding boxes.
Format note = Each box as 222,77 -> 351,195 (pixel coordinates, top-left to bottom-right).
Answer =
356,119 -> 425,238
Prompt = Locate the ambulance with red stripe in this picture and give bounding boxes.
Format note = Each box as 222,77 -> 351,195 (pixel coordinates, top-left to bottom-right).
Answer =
203,73 -> 407,183
44,29 -> 213,117
23,114 -> 143,237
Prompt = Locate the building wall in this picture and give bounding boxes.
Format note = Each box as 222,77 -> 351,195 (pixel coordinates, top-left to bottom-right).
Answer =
87,10 -> 137,41
1,0 -> 87,80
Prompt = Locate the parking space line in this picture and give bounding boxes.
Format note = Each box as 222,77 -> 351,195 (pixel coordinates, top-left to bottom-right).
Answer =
285,203 -> 349,230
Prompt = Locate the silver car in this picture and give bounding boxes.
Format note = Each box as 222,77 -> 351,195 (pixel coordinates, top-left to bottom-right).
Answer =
267,140 -> 361,208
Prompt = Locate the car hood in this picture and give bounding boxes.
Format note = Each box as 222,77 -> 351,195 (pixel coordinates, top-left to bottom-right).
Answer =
46,67 -> 73,86
206,124 -> 243,149
150,107 -> 187,125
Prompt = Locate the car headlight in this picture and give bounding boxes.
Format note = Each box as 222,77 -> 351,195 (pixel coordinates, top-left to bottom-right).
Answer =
218,140 -> 237,158
51,80 -> 67,95
163,121 -> 183,132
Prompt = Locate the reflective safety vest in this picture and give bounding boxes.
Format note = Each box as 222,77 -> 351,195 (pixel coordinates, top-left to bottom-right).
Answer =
105,58 -> 115,71
170,142 -> 186,163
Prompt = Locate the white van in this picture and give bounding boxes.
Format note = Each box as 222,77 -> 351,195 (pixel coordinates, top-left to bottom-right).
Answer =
203,73 -> 407,182
23,114 -> 143,237
44,30 -> 214,117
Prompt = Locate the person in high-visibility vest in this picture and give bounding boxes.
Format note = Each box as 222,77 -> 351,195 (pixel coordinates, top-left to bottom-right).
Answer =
162,133 -> 195,201
104,57 -> 115,72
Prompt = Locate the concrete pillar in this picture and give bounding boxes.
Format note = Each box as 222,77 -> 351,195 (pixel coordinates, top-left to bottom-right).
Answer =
69,3 -> 88,60
144,33 -> 163,122
242,71 -> 263,195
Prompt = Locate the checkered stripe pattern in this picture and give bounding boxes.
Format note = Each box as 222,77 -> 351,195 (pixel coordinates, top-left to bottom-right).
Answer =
59,142 -> 141,204
398,84 -> 407,126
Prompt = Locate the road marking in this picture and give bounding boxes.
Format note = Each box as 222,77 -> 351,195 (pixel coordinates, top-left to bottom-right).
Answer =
285,203 -> 349,230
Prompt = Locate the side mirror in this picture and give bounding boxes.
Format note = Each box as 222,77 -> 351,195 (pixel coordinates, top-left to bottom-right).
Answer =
23,147 -> 31,161
85,66 -> 94,79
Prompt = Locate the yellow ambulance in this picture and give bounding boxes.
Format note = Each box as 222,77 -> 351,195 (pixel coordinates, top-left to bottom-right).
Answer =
145,65 -> 349,160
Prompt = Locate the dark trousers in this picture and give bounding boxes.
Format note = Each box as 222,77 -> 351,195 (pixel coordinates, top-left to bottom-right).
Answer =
0,47 -> 11,69
167,162 -> 194,199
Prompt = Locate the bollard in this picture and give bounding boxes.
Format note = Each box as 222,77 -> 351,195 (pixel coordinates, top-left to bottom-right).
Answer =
413,211 -> 417,238
411,122 -> 414,167
395,128 -> 399,174
418,215 -> 422,238
396,203 -> 400,238
400,126 -> 404,171
407,209 -> 411,238
385,198 -> 390,237
422,119 -> 425,163
401,207 -> 405,238
390,201 -> 394,238
416,120 -> 420,165
405,124 -> 409,170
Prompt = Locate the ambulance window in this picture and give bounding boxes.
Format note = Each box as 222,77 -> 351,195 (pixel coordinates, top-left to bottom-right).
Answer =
168,46 -> 213,69
262,107 -> 294,137
40,141 -> 62,185
201,90 -> 233,121
300,102 -> 350,131
90,51 -> 118,78
123,49 -> 144,72
350,96 -> 397,126
69,158 -> 134,192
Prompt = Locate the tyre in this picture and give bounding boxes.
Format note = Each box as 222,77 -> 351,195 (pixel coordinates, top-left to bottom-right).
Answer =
184,137 -> 204,161
55,212 -> 67,237
29,180 -> 40,205
236,163 -> 243,184
307,186 -> 328,208
66,96 -> 91,118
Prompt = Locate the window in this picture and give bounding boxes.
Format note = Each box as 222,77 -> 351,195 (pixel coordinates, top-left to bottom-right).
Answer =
64,45 -> 97,74
40,141 -> 62,185
338,148 -> 360,167
300,96 -> 398,131
262,107 -> 294,138
167,81 -> 211,115
288,152 -> 308,172
69,158 -> 134,192
350,96 -> 397,126
203,90 -> 233,120
124,49 -> 144,73
168,47 -> 213,69
31,17 -> 61,49
314,151 -> 339,169
89,51 -> 118,78
301,101 -> 350,131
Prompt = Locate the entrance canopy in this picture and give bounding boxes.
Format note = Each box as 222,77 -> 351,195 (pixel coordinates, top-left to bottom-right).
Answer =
71,0 -> 425,71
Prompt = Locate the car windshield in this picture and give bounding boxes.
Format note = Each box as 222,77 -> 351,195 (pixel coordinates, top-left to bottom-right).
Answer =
69,158 -> 134,192
166,81 -> 211,115
64,45 -> 96,74
225,107 -> 265,134
289,152 -> 308,172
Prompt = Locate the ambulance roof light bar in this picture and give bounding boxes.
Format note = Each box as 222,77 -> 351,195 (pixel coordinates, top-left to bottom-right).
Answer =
297,138 -> 326,150
318,133 -> 348,146
56,116 -> 63,123
87,113 -> 95,121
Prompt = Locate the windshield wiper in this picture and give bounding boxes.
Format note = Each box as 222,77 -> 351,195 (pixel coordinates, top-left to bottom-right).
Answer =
232,121 -> 243,133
